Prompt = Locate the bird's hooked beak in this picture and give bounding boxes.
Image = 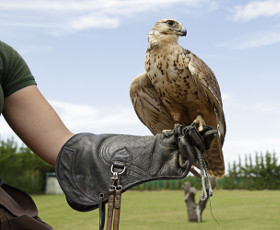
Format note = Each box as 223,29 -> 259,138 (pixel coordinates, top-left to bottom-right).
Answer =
177,27 -> 187,37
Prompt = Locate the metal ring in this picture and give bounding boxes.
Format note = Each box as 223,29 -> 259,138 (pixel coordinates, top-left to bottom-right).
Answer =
111,165 -> 126,175
116,185 -> 122,190
99,193 -> 105,198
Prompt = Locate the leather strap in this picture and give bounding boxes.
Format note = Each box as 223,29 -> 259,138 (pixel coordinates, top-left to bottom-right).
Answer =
99,164 -> 125,230
99,193 -> 105,230
113,186 -> 122,230
106,187 -> 116,230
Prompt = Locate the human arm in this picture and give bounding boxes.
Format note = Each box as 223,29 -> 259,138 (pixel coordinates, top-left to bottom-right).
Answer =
2,85 -> 74,166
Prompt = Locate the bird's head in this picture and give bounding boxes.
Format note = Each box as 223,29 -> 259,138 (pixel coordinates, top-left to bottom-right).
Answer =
148,19 -> 187,49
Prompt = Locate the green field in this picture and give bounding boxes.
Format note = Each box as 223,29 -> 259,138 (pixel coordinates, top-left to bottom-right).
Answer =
32,190 -> 280,230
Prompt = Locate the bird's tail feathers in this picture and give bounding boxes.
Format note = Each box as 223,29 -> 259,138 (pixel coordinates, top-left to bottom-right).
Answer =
204,136 -> 224,178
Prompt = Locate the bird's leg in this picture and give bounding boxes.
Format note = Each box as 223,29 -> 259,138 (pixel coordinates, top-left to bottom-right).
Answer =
191,115 -> 205,132
190,166 -> 201,178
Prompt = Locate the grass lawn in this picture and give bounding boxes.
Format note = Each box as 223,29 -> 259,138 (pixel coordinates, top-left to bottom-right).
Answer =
32,190 -> 280,230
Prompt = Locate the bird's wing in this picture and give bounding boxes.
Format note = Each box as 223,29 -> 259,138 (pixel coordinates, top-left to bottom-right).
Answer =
186,50 -> 222,107
183,50 -> 226,178
130,72 -> 175,135
186,50 -> 226,145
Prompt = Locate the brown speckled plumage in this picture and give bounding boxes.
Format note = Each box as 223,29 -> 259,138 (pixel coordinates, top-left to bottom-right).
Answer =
130,19 -> 226,178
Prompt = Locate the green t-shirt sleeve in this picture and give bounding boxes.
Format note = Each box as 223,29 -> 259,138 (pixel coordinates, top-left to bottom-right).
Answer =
0,41 -> 37,97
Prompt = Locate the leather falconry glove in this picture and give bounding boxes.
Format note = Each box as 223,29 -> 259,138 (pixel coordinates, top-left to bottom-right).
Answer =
55,124 -> 216,212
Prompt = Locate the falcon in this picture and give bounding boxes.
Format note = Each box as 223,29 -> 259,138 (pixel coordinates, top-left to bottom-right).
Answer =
130,19 -> 226,178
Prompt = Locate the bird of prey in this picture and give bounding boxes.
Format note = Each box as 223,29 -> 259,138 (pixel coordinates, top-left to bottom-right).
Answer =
130,19 -> 226,178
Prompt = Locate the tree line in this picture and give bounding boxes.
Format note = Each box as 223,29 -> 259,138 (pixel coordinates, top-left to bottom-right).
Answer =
0,138 -> 279,193
220,151 -> 280,190
0,138 -> 54,194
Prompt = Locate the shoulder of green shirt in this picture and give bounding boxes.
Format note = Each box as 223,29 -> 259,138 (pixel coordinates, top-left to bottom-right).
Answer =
0,41 -> 37,98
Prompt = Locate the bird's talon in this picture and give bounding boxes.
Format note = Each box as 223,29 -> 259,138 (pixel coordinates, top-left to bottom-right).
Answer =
192,115 -> 206,132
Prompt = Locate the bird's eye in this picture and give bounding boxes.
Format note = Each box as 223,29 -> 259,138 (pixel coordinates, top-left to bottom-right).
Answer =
166,20 -> 174,26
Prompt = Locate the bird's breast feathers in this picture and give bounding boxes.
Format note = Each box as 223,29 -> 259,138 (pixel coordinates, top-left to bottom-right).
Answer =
145,45 -> 208,106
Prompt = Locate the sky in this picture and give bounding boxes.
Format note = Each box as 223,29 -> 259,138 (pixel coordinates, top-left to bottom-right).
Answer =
1,0 -> 280,169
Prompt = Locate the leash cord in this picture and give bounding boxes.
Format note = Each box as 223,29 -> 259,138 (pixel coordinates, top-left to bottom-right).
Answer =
208,196 -> 221,227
